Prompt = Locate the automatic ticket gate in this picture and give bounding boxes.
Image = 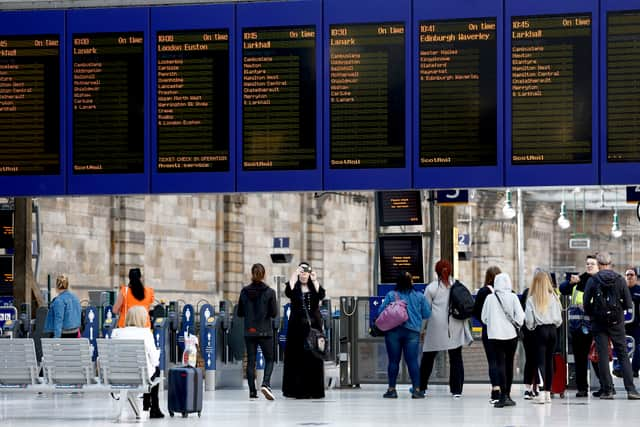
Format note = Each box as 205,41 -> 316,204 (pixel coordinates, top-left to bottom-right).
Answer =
215,300 -> 244,389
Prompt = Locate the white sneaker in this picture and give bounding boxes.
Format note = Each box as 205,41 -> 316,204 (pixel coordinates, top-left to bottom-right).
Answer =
533,393 -> 546,404
452,394 -> 462,399
544,391 -> 551,403
261,385 -> 275,401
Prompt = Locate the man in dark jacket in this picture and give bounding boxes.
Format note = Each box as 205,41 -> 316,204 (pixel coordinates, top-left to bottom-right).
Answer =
237,263 -> 278,400
584,252 -> 640,400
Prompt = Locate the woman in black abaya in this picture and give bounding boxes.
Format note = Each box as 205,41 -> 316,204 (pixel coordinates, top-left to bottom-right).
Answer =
282,262 -> 326,399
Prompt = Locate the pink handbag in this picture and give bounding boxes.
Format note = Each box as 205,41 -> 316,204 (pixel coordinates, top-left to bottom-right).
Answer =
375,292 -> 409,331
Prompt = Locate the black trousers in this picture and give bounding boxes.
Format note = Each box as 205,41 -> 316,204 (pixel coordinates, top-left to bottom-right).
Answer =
522,328 -> 538,387
245,336 -> 275,393
571,329 -> 594,392
595,327 -> 636,393
534,324 -> 556,391
489,338 -> 518,397
420,346 -> 464,395
481,331 -> 499,387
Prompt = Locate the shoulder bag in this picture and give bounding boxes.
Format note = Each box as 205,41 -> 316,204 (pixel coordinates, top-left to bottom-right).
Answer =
302,296 -> 328,360
495,293 -> 523,339
375,291 -> 409,331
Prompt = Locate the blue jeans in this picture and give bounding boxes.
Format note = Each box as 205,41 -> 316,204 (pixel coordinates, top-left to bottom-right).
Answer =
384,327 -> 420,389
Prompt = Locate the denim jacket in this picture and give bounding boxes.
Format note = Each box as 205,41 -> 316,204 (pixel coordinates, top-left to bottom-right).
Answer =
43,290 -> 82,337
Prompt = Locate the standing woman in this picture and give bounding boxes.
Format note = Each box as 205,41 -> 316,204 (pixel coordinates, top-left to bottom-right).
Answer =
525,271 -> 563,404
481,273 -> 525,408
282,262 -> 326,399
113,268 -> 155,329
472,266 -> 502,403
380,271 -> 431,399
420,259 -> 473,398
43,275 -> 82,338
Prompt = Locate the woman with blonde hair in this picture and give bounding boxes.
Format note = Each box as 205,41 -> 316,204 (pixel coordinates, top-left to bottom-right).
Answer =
112,306 -> 163,418
43,275 -> 82,338
524,271 -> 562,404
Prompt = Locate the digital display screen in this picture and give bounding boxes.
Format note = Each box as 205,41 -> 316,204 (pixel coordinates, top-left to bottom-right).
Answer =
0,256 -> 13,287
156,30 -> 230,172
242,26 -> 316,171
607,10 -> 640,163
329,23 -> 405,169
379,235 -> 424,283
0,35 -> 60,175
511,14 -> 592,165
72,32 -> 145,174
377,191 -> 422,226
419,19 -> 497,167
0,212 -> 14,251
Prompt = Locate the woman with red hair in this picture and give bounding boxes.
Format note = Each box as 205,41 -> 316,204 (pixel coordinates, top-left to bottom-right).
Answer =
419,259 -> 473,398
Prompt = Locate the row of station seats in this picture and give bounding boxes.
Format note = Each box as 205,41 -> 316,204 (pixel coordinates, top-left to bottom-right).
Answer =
0,338 -> 156,421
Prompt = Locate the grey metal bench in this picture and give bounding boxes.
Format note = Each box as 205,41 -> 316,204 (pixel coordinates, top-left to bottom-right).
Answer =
40,338 -> 99,391
0,338 -> 46,392
96,338 -> 155,421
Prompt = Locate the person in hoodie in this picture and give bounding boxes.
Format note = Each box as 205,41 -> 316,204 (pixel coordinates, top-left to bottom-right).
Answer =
481,273 -> 525,408
380,271 -> 431,399
282,262 -> 326,399
237,263 -> 278,400
525,271 -> 563,404
472,266 -> 502,404
559,254 -> 599,397
583,252 -> 640,400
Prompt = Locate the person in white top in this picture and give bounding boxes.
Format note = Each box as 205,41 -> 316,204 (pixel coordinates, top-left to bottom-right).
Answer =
481,273 -> 525,408
524,271 -> 563,404
111,305 -> 163,418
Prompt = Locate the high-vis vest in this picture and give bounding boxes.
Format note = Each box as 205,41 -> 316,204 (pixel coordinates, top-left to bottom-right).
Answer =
568,286 -> 590,332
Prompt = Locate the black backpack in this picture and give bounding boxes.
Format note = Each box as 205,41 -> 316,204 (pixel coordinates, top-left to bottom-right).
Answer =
449,280 -> 474,320
592,281 -> 623,327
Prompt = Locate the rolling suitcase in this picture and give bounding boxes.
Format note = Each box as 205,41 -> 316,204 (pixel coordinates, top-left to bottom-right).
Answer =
551,353 -> 567,398
168,366 -> 203,417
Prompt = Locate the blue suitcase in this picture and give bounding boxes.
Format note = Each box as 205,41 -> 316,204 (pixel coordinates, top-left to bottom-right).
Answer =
167,366 -> 203,417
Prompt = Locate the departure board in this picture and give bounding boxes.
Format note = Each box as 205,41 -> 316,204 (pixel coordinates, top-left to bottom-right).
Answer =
377,190 -> 422,226
329,23 -> 405,169
0,35 -> 60,175
72,32 -> 145,174
156,30 -> 230,172
379,235 -> 424,283
419,19 -> 497,167
0,256 -> 12,287
607,10 -> 640,162
511,14 -> 592,165
0,211 -> 13,252
241,26 -> 316,171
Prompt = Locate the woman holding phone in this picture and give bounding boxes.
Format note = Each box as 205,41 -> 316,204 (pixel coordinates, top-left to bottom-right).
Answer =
282,262 -> 326,399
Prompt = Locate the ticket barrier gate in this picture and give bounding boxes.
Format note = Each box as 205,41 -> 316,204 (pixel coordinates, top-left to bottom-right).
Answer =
167,301 -> 180,364
0,305 -> 18,338
153,314 -> 170,374
215,300 -> 244,388
199,303 -> 216,390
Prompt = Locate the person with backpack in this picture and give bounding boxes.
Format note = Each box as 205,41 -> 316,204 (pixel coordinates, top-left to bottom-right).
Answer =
379,271 -> 431,399
559,254 -> 600,397
481,273 -> 525,408
583,252 -> 640,400
419,259 -> 473,398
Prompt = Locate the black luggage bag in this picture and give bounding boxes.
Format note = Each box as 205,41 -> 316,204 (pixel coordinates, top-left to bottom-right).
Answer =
167,366 -> 203,417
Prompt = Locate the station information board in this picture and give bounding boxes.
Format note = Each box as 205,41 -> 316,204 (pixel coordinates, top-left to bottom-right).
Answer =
418,19 -> 497,167
607,10 -> 640,163
0,35 -> 60,175
156,30 -> 230,172
0,212 -> 14,251
241,26 -> 316,171
511,14 -> 592,165
377,190 -> 422,226
72,32 -> 145,174
0,256 -> 13,287
329,23 -> 405,169
379,234 -> 424,283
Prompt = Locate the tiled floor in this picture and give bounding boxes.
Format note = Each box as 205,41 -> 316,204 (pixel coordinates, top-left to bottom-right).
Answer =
1,382 -> 639,427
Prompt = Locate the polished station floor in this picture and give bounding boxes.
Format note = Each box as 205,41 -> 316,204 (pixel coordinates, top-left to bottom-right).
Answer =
1,382 -> 639,427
